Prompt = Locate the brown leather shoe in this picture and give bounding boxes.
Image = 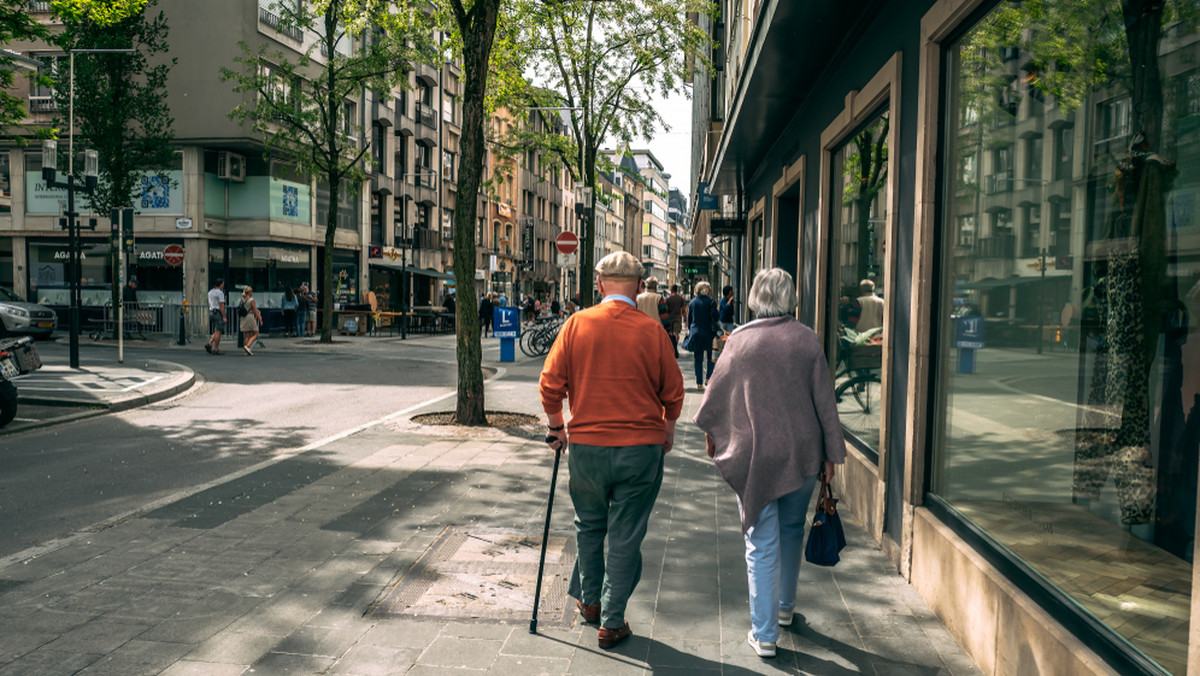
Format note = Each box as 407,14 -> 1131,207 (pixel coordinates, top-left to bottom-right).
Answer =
597,622 -> 631,649
576,599 -> 600,624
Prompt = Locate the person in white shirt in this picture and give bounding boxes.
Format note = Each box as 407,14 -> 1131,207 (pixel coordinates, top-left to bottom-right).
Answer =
205,279 -> 226,355
855,279 -> 884,333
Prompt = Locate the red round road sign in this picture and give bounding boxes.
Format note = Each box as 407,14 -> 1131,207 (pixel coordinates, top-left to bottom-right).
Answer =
163,244 -> 184,266
555,231 -> 579,255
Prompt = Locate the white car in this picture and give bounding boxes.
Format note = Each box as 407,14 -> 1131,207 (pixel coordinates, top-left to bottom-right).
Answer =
0,287 -> 58,339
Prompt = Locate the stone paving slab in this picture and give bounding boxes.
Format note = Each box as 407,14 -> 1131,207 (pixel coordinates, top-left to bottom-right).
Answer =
0,357 -> 983,676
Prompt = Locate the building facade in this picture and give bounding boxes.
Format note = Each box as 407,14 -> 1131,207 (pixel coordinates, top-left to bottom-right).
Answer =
691,1 -> 1200,674
2,0 -> 573,324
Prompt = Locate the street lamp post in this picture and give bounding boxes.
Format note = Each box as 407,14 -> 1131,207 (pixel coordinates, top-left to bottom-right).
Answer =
40,48 -> 136,369
41,140 -> 98,370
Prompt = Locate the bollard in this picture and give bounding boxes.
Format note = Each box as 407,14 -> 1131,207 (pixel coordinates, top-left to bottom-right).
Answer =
176,303 -> 188,346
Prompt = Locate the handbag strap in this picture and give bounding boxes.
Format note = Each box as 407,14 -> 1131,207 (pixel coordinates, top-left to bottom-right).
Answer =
814,479 -> 837,516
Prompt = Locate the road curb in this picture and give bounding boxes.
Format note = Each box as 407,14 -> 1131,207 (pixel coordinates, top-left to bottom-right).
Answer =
15,361 -> 196,412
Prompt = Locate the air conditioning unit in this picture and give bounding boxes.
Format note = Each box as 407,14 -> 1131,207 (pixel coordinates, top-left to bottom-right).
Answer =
217,151 -> 246,182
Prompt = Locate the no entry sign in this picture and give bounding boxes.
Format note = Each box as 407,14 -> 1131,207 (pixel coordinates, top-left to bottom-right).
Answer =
163,244 -> 184,266
555,231 -> 579,255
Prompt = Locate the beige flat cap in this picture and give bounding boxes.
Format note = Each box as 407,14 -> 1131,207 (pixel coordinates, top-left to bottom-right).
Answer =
595,251 -> 645,279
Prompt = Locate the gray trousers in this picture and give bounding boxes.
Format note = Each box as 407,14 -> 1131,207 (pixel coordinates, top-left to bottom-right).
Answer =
566,443 -> 664,629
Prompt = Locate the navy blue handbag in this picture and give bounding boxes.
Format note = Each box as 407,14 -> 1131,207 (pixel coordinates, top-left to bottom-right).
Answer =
804,478 -> 847,566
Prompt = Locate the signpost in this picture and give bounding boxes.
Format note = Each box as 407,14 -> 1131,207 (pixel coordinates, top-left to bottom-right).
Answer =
163,244 -> 184,267
955,316 -> 985,374
555,231 -> 579,255
494,306 -> 521,362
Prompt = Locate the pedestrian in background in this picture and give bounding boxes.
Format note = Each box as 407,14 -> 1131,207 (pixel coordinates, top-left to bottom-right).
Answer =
479,292 -> 494,337
665,284 -> 686,358
205,279 -> 226,355
719,285 -> 737,334
636,276 -> 663,322
281,287 -> 299,337
685,282 -> 720,391
238,286 -> 263,356
299,284 -> 317,337
540,251 -> 684,650
694,268 -> 846,658
551,297 -> 561,317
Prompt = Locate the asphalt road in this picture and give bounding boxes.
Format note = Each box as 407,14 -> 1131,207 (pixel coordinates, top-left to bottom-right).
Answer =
0,336 -> 470,561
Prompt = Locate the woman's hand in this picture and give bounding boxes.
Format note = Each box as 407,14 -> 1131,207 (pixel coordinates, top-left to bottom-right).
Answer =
820,461 -> 836,482
705,433 -> 716,458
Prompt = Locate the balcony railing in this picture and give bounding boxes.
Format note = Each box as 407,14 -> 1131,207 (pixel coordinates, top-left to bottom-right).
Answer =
986,172 -> 1013,194
416,102 -> 437,129
27,1 -> 51,12
259,7 -> 302,41
413,227 -> 440,250
974,233 -> 1016,259
29,96 -> 57,112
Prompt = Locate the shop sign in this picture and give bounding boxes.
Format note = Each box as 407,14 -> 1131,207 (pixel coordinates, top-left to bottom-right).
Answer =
251,246 -> 305,264
175,217 -> 193,230
475,268 -> 486,280
498,203 -> 514,218
955,316 -> 985,350
709,217 -> 746,236
25,170 -> 184,215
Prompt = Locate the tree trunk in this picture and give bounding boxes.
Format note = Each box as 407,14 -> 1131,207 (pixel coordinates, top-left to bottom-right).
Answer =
321,175 -> 339,344
452,0 -> 502,426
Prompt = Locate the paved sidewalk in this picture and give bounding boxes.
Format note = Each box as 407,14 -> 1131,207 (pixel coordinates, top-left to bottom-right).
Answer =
0,353 -> 981,675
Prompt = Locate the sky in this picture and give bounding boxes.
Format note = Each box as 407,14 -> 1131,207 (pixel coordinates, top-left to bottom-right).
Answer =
600,89 -> 694,201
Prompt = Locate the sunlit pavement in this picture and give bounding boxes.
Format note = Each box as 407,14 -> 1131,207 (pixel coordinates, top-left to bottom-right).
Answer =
0,338 -> 981,675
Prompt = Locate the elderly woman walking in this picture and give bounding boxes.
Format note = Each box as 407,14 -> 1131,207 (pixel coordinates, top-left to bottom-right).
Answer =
694,268 -> 845,658
684,281 -> 720,390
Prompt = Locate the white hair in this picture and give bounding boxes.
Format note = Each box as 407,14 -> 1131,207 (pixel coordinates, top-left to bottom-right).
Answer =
747,268 -> 796,317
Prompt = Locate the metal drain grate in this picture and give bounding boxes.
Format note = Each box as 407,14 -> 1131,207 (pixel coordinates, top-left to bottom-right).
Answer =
368,526 -> 577,628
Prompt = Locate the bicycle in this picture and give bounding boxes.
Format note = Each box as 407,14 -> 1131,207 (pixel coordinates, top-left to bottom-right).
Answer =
833,334 -> 882,431
519,317 -> 564,357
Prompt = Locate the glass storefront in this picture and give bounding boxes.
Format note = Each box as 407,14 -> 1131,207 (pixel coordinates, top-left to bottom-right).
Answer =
828,110 -> 891,456
27,239 -> 113,306
211,244 -> 311,309
936,2 -> 1198,672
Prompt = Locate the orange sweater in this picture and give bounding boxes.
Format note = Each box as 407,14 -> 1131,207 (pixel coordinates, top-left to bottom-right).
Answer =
540,300 -> 684,447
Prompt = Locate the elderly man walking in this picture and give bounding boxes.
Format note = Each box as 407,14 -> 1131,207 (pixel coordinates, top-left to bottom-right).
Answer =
540,251 -> 685,650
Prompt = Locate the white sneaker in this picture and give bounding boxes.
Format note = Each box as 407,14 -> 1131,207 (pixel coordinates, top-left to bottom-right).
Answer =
778,608 -> 793,627
747,629 -> 776,658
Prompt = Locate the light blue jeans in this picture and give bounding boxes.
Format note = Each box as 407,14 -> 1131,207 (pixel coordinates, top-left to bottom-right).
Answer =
742,475 -> 819,643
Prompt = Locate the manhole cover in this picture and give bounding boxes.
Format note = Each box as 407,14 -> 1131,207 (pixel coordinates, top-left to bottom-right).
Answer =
368,527 -> 577,628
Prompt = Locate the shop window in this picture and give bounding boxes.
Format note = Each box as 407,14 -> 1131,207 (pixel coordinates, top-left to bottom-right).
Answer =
828,108 -> 890,454
935,4 -> 1196,673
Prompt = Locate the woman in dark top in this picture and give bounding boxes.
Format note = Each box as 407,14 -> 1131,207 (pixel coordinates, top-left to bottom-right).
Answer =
684,281 -> 719,391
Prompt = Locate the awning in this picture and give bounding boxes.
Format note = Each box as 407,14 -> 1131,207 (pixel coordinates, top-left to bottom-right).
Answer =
710,0 -> 881,194
963,276 -> 1054,290
369,259 -> 452,279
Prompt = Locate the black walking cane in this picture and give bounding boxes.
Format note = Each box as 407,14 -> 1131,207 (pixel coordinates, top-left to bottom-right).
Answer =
530,438 -> 563,634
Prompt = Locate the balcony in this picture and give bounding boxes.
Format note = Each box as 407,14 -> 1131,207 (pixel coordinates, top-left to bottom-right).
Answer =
416,102 -> 437,130
28,96 -> 56,113
974,234 -> 1016,259
986,172 -> 1013,194
413,227 -> 440,250
259,7 -> 303,41
27,1 -> 51,12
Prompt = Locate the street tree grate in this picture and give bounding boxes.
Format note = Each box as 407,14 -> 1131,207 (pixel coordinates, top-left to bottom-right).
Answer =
367,526 -> 577,628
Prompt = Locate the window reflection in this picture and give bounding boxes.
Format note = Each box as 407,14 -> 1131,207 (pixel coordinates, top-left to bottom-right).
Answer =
937,2 -> 1198,672
829,110 -> 890,455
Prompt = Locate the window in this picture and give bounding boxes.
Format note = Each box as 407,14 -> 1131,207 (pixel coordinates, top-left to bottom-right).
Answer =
1024,135 -> 1042,181
828,108 -> 890,455
956,214 -> 975,248
1022,204 -> 1041,257
937,8 -> 1197,673
1053,125 -> 1073,180
30,55 -> 66,112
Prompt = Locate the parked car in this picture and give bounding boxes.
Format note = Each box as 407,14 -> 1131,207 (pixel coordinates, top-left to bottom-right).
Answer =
0,287 -> 57,339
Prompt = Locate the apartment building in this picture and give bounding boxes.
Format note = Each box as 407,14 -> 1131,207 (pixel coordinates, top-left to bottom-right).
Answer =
1,0 -> 571,321
690,1 -> 1200,674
